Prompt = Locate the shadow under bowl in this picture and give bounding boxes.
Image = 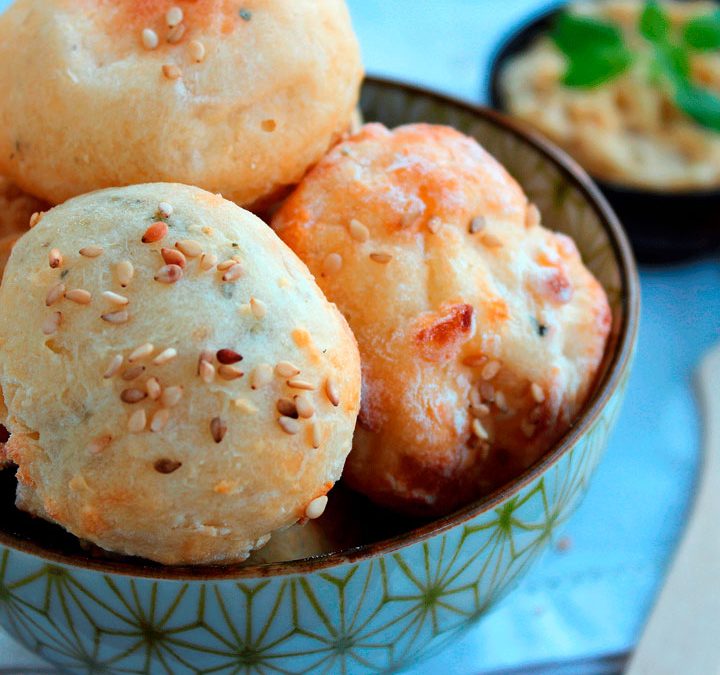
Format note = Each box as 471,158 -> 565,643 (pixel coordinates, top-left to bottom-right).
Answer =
487,6 -> 720,265
0,77 -> 640,674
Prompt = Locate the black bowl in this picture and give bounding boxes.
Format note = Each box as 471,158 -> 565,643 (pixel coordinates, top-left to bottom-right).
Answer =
487,6 -> 720,264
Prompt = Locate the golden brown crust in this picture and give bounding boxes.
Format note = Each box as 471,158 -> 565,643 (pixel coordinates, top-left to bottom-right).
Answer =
0,183 -> 361,564
0,0 -> 363,206
273,123 -> 611,515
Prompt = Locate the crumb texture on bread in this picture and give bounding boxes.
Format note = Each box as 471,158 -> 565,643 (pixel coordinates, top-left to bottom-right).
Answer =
0,0 -> 363,207
0,183 -> 361,564
273,123 -> 611,515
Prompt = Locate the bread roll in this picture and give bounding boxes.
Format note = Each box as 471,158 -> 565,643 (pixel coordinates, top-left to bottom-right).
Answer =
273,123 -> 611,515
0,0 -> 363,208
0,183 -> 361,564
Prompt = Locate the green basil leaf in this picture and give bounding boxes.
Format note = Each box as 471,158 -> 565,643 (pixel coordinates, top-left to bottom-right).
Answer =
562,47 -> 634,88
639,1 -> 671,43
551,12 -> 624,57
655,42 -> 690,83
675,83 -> 720,132
683,12 -> 720,51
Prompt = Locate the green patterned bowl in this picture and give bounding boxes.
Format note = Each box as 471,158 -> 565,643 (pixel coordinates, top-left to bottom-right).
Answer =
0,78 -> 639,674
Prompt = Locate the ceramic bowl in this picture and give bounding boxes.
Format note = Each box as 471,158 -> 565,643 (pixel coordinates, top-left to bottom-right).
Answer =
487,6 -> 720,265
0,77 -> 639,674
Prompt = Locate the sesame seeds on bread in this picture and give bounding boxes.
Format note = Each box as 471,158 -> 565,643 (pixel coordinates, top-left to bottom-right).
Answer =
0,183 -> 361,565
272,123 -> 611,516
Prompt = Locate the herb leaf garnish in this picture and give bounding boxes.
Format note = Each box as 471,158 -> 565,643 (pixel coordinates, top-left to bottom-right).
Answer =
683,11 -> 720,51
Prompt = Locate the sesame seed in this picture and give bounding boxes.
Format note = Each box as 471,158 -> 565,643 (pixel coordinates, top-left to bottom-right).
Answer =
102,291 -> 129,306
48,249 -> 62,269
146,377 -> 162,401
142,221 -> 168,244
158,202 -> 174,218
469,387 -> 483,409
481,232 -> 503,248
162,64 -> 182,80
462,353 -> 487,367
142,27 -> 159,50
275,361 -> 300,378
167,24 -> 186,44
200,252 -> 218,271
311,422 -> 321,449
176,240 -> 203,258
494,390 -> 509,412
199,360 -> 216,384
217,259 -> 235,271
287,378 -> 315,391
128,343 -> 154,362
479,381 -> 495,402
45,283 -> 65,307
218,364 -> 244,380
166,6 -> 183,27
42,312 -> 62,335
101,310 -> 129,324
87,434 -> 112,454
521,419 -> 536,438
322,253 -> 342,276
349,219 -> 370,242
278,416 -> 300,435
121,364 -> 146,381
103,354 -> 123,379
324,377 -> 340,407
250,363 -> 273,389
29,212 -> 43,228
369,252 -> 392,264
471,402 -> 491,417
531,382 -> 545,403
222,263 -> 244,282
128,409 -> 147,433
154,458 -> 181,474
198,349 -> 213,371
153,348 -> 178,365
189,40 -> 206,63
161,247 -> 186,268
116,261 -> 134,287
79,246 -> 104,258
469,215 -> 486,234
481,360 -> 501,381
472,418 -> 489,440
427,216 -> 442,234
65,288 -> 92,305
151,408 -> 170,432
277,398 -> 298,418
121,388 -> 147,404
526,203 -> 541,228
155,264 -> 184,284
233,398 -> 257,414
305,495 -> 328,520
217,349 -> 243,364
161,386 -> 183,408
250,297 -> 266,319
210,417 -> 227,443
294,394 -> 315,419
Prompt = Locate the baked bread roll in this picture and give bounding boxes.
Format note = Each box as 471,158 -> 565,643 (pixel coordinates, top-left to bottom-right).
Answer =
273,123 -> 611,515
0,0 -> 363,208
0,183 -> 361,564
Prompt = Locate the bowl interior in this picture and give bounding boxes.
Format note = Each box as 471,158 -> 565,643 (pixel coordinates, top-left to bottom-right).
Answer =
0,78 -> 636,579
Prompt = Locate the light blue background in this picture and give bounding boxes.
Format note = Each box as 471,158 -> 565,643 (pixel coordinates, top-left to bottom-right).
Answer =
0,1 -> 718,672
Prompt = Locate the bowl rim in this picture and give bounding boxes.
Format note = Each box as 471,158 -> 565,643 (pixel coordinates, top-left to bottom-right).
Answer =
0,76 -> 641,581
486,2 -> 720,199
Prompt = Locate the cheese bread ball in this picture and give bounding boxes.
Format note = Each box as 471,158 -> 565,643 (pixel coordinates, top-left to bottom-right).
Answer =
0,183 -> 361,564
0,0 -> 363,208
273,123 -> 611,516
